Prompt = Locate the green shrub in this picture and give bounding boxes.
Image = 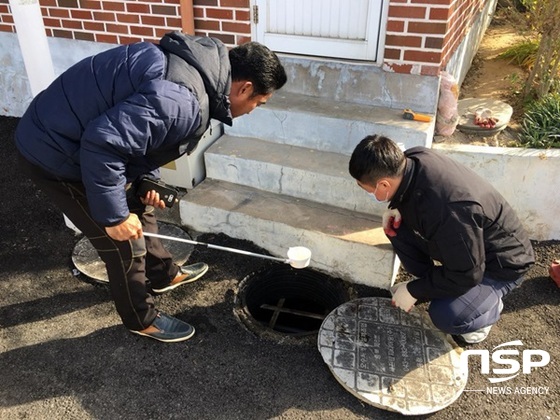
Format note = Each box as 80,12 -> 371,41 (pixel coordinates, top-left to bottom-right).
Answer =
520,93 -> 560,148
498,41 -> 539,69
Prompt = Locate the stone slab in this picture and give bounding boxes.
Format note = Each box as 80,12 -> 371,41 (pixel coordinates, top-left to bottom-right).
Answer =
72,222 -> 194,282
457,97 -> 513,137
317,297 -> 467,415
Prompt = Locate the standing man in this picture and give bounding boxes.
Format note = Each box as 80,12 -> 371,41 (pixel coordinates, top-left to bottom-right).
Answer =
15,32 -> 287,343
349,135 -> 534,344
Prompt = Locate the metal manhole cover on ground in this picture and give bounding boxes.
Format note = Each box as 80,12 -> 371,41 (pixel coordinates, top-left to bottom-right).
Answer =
318,297 -> 467,415
72,222 -> 194,282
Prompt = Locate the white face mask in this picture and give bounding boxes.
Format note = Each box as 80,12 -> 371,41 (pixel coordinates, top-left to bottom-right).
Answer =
367,183 -> 389,203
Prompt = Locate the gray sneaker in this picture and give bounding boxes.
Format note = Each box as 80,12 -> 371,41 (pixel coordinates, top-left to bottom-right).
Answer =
151,262 -> 209,293
130,312 -> 195,343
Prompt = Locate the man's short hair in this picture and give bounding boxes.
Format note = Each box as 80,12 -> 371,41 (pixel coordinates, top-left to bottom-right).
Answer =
229,42 -> 287,95
349,135 -> 405,184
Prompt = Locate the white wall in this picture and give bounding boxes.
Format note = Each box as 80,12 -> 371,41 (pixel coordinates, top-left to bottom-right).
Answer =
435,143 -> 560,241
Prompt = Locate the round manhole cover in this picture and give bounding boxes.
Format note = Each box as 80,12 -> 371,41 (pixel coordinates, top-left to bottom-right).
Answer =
72,222 -> 194,283
318,297 -> 467,415
234,265 -> 355,344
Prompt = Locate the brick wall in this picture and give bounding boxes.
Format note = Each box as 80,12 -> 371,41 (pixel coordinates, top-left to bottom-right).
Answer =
0,0 -> 251,47
0,0 -> 485,75
384,0 -> 485,75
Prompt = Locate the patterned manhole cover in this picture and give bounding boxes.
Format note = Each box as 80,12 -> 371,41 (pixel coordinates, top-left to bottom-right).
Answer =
72,222 -> 194,282
318,297 -> 467,415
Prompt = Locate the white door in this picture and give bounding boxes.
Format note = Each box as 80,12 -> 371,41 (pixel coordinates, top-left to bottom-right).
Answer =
253,0 -> 387,61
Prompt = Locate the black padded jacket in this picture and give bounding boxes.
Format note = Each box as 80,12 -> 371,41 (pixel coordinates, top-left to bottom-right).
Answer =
389,147 -> 535,300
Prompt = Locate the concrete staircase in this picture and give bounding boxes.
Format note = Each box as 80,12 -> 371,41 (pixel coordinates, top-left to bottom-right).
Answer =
178,58 -> 437,288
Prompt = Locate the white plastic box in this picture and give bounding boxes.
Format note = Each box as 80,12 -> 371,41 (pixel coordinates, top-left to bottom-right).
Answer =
159,119 -> 223,189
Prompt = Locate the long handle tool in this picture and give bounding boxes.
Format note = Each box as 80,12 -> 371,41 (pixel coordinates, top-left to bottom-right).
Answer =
143,232 -> 289,264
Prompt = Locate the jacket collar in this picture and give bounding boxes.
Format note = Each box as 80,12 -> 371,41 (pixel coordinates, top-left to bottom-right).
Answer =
389,157 -> 416,209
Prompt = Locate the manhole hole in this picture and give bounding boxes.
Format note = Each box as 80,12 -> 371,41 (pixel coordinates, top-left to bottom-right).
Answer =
234,265 -> 355,344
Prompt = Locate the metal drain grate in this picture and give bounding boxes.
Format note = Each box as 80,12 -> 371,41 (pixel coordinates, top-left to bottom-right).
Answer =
234,265 -> 354,342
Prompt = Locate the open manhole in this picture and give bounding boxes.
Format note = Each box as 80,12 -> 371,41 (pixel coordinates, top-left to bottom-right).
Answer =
234,264 -> 355,344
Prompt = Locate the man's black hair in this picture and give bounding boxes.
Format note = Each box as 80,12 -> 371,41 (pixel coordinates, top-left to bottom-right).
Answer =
349,135 -> 405,184
229,42 -> 287,95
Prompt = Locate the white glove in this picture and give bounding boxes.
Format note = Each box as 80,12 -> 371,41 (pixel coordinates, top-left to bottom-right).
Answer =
390,281 -> 417,312
382,208 -> 402,237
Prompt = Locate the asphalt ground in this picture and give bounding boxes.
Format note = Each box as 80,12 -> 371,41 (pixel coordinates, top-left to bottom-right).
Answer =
1,115 -> 559,419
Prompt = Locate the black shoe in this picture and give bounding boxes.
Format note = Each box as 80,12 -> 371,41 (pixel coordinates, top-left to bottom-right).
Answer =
151,262 -> 209,294
130,312 -> 195,343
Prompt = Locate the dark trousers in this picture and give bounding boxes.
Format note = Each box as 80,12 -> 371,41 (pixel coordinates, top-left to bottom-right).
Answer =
388,224 -> 523,334
19,154 -> 179,330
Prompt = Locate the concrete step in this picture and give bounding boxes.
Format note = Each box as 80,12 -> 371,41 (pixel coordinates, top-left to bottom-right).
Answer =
225,92 -> 435,154
279,56 -> 440,113
204,134 -> 386,217
179,179 -> 397,289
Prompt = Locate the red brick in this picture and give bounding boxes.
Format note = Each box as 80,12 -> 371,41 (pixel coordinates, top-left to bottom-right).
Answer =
80,0 -> 102,10
93,11 -> 116,21
155,27 -> 170,38
61,19 -> 82,29
102,1 -> 125,12
58,0 -> 79,8
197,20 -> 219,30
71,9 -> 92,19
105,23 -> 128,34
411,0 -> 451,4
130,25 -> 154,37
206,8 -> 233,19
408,21 -> 447,35
126,3 -> 150,14
142,15 -> 165,26
2,13 -> 14,24
41,0 -> 57,7
194,0 -> 218,5
51,28 -> 73,38
429,7 -> 451,20
385,34 -> 422,48
151,4 -> 178,16
193,7 -> 204,18
421,65 -> 440,76
49,8 -> 70,18
425,36 -> 443,49
403,49 -> 442,63
119,35 -> 142,45
207,32 -> 235,44
74,31 -> 95,41
385,62 -> 413,74
166,17 -> 181,28
387,20 -> 404,32
236,35 -> 251,45
389,5 -> 427,19
0,24 -> 15,33
95,33 -> 118,44
117,13 -> 140,24
84,21 -> 104,31
221,0 -> 249,7
221,21 -> 250,33
235,10 -> 250,21
384,48 -> 401,60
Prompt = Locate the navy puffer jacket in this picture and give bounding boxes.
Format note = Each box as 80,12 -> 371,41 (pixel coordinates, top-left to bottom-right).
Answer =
16,34 -> 231,227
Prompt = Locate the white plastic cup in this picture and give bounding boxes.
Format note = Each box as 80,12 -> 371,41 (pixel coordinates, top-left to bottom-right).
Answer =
287,246 -> 312,269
